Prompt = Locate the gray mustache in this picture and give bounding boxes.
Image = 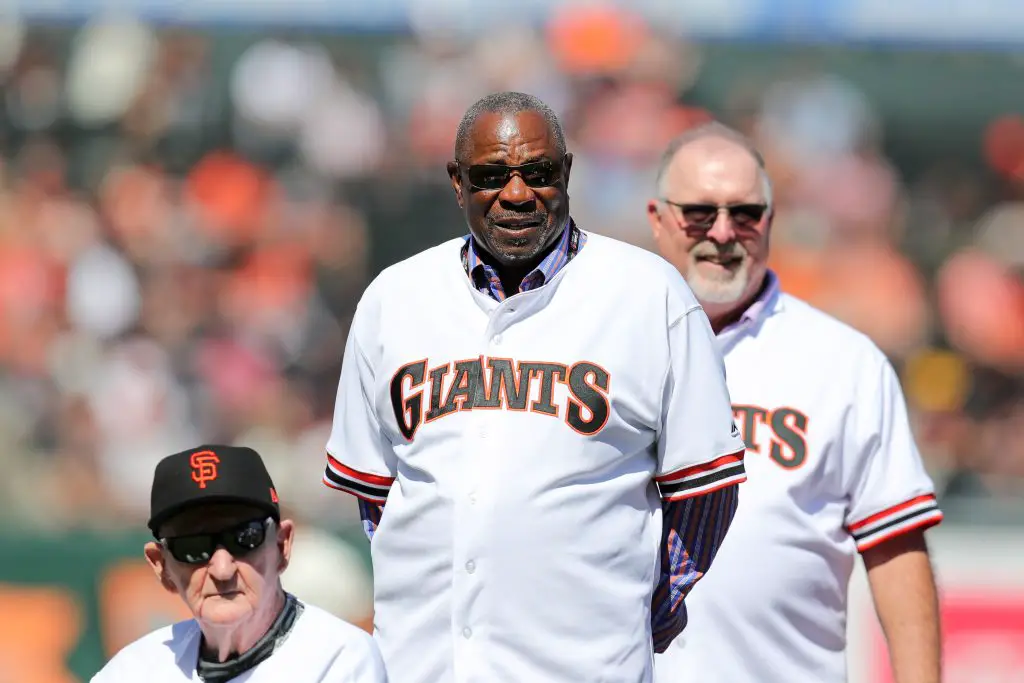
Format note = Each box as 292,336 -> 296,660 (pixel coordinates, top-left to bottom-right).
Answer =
488,212 -> 546,223
693,242 -> 747,258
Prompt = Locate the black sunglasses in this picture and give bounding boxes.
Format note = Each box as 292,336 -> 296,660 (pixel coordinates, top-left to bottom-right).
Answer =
461,157 -> 563,191
161,517 -> 273,565
662,201 -> 768,230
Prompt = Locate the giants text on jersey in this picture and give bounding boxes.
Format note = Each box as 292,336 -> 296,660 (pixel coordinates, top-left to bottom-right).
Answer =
324,231 -> 745,683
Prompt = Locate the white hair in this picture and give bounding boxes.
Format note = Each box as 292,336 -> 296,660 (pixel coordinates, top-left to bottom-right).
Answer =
759,168 -> 774,209
656,121 -> 773,210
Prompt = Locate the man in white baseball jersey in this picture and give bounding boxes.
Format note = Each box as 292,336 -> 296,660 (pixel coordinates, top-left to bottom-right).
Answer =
92,445 -> 387,683
322,91 -> 747,683
648,122 -> 943,683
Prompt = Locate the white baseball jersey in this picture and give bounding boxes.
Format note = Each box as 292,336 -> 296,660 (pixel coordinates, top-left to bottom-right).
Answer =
323,231 -> 745,683
654,271 -> 943,683
90,601 -> 386,682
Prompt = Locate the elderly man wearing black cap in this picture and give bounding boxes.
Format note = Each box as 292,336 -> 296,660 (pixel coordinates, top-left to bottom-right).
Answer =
90,445 -> 387,683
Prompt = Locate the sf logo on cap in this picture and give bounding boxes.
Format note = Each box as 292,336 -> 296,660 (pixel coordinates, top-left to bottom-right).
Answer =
190,450 -> 220,489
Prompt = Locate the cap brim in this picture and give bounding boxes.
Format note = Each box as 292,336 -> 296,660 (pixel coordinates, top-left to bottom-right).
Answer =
148,495 -> 281,536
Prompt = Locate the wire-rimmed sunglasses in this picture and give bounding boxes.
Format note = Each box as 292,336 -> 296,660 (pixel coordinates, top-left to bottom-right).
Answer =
460,156 -> 565,191
661,200 -> 768,231
161,517 -> 273,565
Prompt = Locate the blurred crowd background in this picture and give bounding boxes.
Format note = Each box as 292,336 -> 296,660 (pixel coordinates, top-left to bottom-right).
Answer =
0,0 -> 1022,659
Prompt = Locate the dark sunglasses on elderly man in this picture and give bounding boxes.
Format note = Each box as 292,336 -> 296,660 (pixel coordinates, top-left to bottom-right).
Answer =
663,200 -> 768,231
462,157 -> 565,191
161,517 -> 273,564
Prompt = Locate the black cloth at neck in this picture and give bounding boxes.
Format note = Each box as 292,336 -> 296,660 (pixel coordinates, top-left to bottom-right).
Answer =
196,592 -> 303,683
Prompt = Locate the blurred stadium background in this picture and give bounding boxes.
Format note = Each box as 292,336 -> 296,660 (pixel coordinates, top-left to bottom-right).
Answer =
0,1 -> 1021,681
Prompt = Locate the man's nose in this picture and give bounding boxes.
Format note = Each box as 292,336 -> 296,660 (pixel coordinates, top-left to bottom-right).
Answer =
498,173 -> 535,207
705,209 -> 738,243
206,547 -> 239,581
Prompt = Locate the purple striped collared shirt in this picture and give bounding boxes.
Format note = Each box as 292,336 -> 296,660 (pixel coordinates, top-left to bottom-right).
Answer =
463,219 -> 583,301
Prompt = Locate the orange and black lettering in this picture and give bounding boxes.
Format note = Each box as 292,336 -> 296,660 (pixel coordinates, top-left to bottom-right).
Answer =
425,362 -> 453,421
189,450 -> 220,488
390,360 -> 426,440
441,358 -> 485,414
520,362 -> 567,416
480,358 -> 530,410
732,405 -> 768,452
769,407 -> 809,469
566,362 -> 611,435
391,356 -> 613,437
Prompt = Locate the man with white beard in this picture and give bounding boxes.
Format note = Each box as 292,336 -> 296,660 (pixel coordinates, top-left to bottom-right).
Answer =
647,122 -> 943,683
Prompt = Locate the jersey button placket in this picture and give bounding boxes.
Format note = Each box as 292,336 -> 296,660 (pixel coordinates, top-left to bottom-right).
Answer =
456,306 -> 512,669
456,382 -> 488,676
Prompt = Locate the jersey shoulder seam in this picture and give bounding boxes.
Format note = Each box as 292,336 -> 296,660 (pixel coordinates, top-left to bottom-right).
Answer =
668,303 -> 704,329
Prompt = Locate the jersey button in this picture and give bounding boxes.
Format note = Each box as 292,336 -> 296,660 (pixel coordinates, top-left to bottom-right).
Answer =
468,492 -> 477,504
465,560 -> 476,574
492,334 -> 502,345
463,627 -> 473,639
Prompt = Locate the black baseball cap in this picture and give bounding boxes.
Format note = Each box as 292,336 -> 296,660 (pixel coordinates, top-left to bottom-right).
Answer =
148,445 -> 281,537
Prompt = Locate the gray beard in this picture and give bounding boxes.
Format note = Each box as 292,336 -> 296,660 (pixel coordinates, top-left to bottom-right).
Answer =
685,262 -> 751,305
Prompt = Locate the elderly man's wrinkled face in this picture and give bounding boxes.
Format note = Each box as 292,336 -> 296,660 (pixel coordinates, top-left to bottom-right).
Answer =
447,110 -> 572,267
144,503 -> 293,628
648,137 -> 771,310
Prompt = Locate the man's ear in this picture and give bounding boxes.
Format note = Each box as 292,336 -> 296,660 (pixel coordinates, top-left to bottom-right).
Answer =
275,519 -> 295,574
446,161 -> 465,209
144,541 -> 178,594
647,199 -> 664,241
562,152 -> 573,186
